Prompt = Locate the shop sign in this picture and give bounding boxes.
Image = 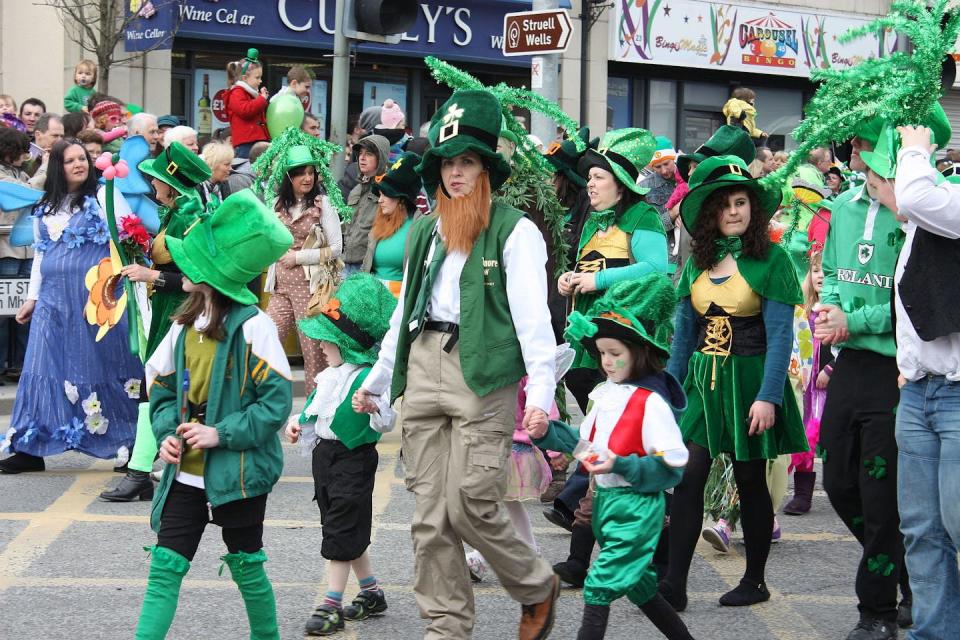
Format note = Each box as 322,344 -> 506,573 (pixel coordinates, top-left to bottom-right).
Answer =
0,279 -> 29,317
610,0 -> 896,78
124,0 -> 178,52
502,9 -> 573,56
175,0 -> 571,67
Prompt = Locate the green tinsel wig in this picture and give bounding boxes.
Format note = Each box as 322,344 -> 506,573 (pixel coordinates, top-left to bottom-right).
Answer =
761,0 -> 960,190
424,56 -> 582,277
251,127 -> 352,222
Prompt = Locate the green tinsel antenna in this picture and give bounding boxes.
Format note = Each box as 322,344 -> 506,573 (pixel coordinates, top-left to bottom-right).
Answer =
761,0 -> 960,190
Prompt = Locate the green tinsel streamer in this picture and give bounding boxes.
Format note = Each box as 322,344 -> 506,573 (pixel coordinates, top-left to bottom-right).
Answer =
251,127 -> 352,222
760,0 -> 960,192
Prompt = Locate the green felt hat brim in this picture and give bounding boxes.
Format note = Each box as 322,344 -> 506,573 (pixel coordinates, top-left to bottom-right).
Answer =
579,149 -> 650,196
139,158 -> 202,197
165,235 -> 259,306
859,150 -> 896,179
546,153 -> 587,188
417,140 -> 511,194
297,315 -> 378,366
680,176 -> 782,232
677,153 -> 707,183
581,317 -> 670,359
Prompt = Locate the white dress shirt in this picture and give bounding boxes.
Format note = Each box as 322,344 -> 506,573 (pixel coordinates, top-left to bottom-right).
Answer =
893,145 -> 960,381
363,215 -> 557,412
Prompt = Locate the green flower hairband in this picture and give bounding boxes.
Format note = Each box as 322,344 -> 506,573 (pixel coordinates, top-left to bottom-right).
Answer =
241,48 -> 260,75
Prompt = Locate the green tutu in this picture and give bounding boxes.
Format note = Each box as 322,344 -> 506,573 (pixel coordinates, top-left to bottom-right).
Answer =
681,351 -> 807,461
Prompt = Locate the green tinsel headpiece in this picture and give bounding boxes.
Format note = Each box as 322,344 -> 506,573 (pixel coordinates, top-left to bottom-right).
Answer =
424,56 -> 581,277
251,127 -> 352,222
761,0 -> 960,191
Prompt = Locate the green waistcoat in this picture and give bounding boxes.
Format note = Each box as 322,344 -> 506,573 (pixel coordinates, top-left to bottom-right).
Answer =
390,202 -> 527,401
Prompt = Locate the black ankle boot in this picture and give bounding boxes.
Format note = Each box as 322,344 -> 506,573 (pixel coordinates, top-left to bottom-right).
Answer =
0,452 -> 45,474
553,524 -> 595,587
99,470 -> 154,502
657,579 -> 688,612
575,604 -> 609,640
640,593 -> 695,639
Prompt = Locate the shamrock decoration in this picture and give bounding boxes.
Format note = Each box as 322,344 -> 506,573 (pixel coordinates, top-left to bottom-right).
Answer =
867,553 -> 895,577
442,103 -> 465,124
865,455 -> 888,480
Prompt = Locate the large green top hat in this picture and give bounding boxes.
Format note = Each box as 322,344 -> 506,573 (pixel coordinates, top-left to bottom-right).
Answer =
372,151 -> 423,208
855,102 -> 952,149
298,273 -> 397,366
417,89 -> 512,194
564,273 -> 678,359
680,154 -> 782,231
545,127 -> 598,188
677,125 -> 756,183
283,145 -> 320,173
166,190 -> 293,306
139,141 -> 211,196
578,128 -> 657,195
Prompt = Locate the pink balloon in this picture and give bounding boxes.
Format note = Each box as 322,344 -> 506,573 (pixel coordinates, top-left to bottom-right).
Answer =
95,153 -> 113,171
115,161 -> 129,178
102,166 -> 116,181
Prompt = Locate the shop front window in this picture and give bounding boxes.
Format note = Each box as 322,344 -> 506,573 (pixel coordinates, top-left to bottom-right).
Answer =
648,80 -> 677,142
753,87 -> 802,151
607,77 -> 631,130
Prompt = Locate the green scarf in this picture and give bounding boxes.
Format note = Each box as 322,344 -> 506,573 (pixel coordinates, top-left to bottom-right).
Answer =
589,208 -> 616,232
714,236 -> 743,262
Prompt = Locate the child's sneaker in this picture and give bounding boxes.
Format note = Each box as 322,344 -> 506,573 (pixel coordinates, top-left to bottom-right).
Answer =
343,588 -> 388,621
305,604 -> 344,636
771,517 -> 782,543
702,519 -> 731,553
466,551 -> 488,583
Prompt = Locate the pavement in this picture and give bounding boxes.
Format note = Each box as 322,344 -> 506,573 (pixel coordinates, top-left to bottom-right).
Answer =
0,375 -> 878,640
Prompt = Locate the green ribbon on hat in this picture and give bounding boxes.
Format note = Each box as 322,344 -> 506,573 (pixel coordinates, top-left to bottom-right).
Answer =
179,195 -> 220,257
590,208 -> 616,232
563,312 -> 598,345
714,236 -> 743,262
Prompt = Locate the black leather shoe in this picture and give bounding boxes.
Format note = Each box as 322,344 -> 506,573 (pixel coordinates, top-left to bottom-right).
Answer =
0,452 -> 44,474
542,507 -> 574,532
99,470 -> 154,502
897,598 -> 913,629
845,618 -> 898,640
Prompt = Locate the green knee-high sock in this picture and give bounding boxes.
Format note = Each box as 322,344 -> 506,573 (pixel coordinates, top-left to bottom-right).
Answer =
135,546 -> 190,640
129,403 -> 159,473
221,549 -> 279,640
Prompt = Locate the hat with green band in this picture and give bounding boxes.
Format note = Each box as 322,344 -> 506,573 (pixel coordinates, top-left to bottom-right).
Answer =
139,142 -> 211,197
677,125 -> 757,183
564,273 -> 678,359
166,190 -> 293,306
544,127 -> 598,188
298,273 -> 397,366
680,154 -> 782,231
577,128 -> 657,196
372,151 -> 423,207
417,89 -> 512,194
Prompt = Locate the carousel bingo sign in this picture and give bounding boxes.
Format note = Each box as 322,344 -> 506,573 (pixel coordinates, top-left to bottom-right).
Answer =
610,0 -> 897,77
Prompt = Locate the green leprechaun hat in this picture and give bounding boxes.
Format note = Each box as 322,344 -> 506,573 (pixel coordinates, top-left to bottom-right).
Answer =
677,125 -> 756,183
372,151 -> 423,208
284,145 -> 319,173
298,273 -> 397,366
545,127 -> 598,188
680,154 -> 782,232
417,89 -> 513,195
139,141 -> 211,197
578,128 -> 657,195
855,103 -> 952,149
166,190 -> 293,306
564,273 -> 678,359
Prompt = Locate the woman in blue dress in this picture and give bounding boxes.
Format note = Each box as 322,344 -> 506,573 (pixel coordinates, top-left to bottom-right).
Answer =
0,140 -> 143,473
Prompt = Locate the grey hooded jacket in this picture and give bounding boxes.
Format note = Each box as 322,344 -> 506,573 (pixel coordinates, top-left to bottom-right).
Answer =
342,134 -> 390,265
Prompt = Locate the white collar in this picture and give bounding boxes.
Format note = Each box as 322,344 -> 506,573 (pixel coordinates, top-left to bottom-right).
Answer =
234,81 -> 259,98
304,363 -> 363,420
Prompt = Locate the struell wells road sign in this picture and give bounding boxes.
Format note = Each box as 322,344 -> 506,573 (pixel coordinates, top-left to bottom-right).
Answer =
502,9 -> 573,57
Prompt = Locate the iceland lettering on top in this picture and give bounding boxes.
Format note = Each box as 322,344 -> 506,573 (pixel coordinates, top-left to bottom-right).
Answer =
175,0 -> 554,66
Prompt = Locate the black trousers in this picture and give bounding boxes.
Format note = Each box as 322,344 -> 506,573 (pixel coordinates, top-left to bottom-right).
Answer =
313,439 -> 378,562
820,348 -> 906,621
156,481 -> 267,562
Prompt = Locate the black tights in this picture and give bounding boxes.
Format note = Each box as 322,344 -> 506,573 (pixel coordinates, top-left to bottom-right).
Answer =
664,443 -> 773,593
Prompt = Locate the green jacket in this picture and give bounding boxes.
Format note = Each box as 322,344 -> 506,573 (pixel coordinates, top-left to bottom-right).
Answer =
64,84 -> 94,113
390,203 -> 527,401
146,305 -> 294,532
820,184 -> 903,357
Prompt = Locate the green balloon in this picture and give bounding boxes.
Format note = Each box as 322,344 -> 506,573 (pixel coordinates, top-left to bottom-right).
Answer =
266,94 -> 304,139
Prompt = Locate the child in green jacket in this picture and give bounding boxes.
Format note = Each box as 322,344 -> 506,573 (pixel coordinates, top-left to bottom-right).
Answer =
134,190 -> 294,640
286,273 -> 398,637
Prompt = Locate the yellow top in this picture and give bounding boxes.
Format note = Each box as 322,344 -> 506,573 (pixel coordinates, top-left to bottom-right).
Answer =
180,326 -> 219,478
152,228 -> 173,266
690,269 -> 761,317
577,226 -> 630,273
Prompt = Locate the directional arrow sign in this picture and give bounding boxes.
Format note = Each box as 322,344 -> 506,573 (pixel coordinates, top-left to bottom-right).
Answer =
502,9 -> 573,57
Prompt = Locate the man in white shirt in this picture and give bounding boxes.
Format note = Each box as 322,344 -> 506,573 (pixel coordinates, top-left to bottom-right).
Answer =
353,89 -> 559,640
892,123 -> 960,640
